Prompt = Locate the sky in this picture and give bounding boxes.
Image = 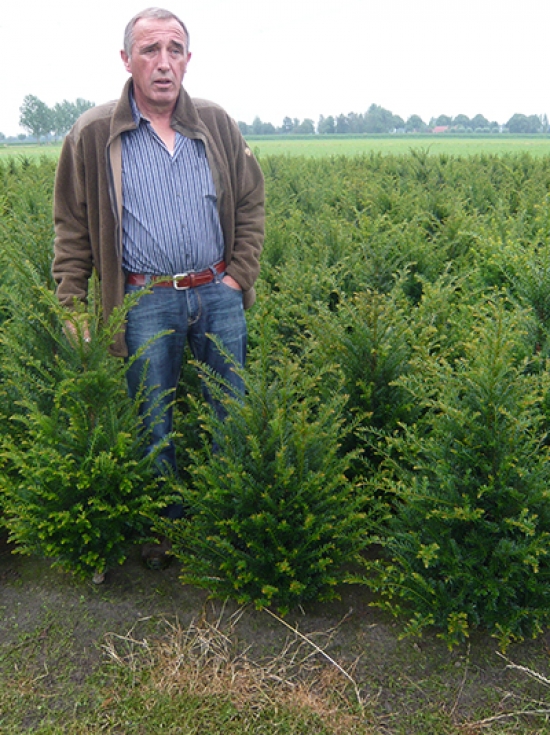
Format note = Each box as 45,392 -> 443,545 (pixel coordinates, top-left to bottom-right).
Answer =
2,0 -> 549,137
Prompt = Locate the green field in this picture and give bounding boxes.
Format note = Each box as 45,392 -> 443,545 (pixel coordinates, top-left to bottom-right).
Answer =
0,143 -> 62,159
248,134 -> 550,157
5,135 -> 550,160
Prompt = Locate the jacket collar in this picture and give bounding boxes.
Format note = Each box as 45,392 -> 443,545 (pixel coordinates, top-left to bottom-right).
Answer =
109,78 -> 202,142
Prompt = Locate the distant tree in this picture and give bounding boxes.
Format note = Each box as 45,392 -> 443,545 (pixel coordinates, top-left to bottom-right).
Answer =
335,114 -> 350,134
281,116 -> 294,134
364,104 -> 396,133
294,118 -> 315,135
317,115 -> 335,135
526,114 -> 543,133
405,114 -> 427,133
248,117 -> 276,135
392,114 -> 405,131
435,114 -> 452,127
471,114 -> 490,130
251,116 -> 264,135
0,132 -> 5,142
453,113 -> 471,128
505,114 -> 525,133
347,112 -> 364,133
51,98 -> 94,139
505,113 -> 542,134
52,101 -> 73,138
238,121 -> 249,135
19,95 -> 53,142
74,98 -> 95,117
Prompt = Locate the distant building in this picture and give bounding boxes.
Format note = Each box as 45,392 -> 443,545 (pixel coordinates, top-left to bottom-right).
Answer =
432,125 -> 450,134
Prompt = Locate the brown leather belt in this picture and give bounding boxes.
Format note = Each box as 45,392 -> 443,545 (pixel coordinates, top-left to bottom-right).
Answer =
126,261 -> 225,290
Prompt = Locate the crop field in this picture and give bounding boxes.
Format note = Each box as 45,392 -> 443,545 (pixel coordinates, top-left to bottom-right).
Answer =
5,134 -> 550,160
0,143 -> 62,159
249,134 -> 550,158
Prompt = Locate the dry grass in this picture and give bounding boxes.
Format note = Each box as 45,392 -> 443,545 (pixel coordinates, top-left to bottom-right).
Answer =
102,603 -> 370,734
459,653 -> 550,732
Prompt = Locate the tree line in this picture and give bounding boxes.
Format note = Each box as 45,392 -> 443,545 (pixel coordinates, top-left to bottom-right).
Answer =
5,96 -> 548,143
239,103 -> 550,136
16,95 -> 95,143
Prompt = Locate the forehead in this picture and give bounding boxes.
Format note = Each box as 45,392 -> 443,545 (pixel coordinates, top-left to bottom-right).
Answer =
132,18 -> 188,49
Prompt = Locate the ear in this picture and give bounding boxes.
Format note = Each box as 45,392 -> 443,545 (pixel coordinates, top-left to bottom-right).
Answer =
120,50 -> 132,74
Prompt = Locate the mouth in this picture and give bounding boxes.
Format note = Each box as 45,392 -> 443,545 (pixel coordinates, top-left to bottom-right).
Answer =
153,78 -> 173,89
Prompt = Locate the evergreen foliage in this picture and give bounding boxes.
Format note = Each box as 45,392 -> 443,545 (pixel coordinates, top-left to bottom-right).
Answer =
0,265 -> 169,577
363,299 -> 550,648
0,163 -> 170,576
162,311 -> 371,613
4,152 -> 550,635
309,283 -> 416,456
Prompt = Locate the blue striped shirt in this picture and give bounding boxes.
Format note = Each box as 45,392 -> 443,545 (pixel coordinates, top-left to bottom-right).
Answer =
121,93 -> 224,275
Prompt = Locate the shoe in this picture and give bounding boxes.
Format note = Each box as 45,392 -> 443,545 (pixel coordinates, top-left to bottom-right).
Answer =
141,536 -> 173,570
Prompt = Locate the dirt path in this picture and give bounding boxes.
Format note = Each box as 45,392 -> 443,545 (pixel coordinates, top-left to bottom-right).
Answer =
2,532 -> 550,733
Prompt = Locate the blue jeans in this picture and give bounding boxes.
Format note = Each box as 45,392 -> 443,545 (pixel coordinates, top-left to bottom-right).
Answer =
125,273 -> 247,480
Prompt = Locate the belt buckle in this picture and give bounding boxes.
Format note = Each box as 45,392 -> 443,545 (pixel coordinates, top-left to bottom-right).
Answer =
173,272 -> 189,290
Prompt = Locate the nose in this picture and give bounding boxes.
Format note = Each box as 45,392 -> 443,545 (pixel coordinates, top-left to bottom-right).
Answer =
157,48 -> 170,70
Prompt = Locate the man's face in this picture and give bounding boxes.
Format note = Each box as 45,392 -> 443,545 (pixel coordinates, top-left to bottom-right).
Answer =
121,18 -> 191,115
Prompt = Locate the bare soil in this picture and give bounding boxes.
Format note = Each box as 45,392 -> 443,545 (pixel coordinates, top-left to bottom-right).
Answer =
2,529 -> 550,733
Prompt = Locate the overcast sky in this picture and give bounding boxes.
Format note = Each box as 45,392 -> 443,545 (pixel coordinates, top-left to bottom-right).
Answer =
2,0 -> 549,137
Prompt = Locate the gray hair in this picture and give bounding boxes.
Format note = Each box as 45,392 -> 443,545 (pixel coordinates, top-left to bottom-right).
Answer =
123,8 -> 190,55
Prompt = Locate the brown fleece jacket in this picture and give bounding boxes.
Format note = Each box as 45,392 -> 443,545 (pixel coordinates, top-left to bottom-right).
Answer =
53,79 -> 265,357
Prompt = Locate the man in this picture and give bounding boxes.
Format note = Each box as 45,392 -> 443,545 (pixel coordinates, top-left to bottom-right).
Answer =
53,8 -> 265,565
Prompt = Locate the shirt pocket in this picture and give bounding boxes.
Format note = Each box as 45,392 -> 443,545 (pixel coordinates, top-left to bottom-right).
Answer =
191,140 -> 218,201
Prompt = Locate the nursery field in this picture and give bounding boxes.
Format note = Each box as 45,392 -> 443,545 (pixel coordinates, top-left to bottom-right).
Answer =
3,150 -> 550,732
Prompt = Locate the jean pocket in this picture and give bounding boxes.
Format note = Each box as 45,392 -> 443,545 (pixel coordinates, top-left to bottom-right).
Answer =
221,280 -> 242,293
